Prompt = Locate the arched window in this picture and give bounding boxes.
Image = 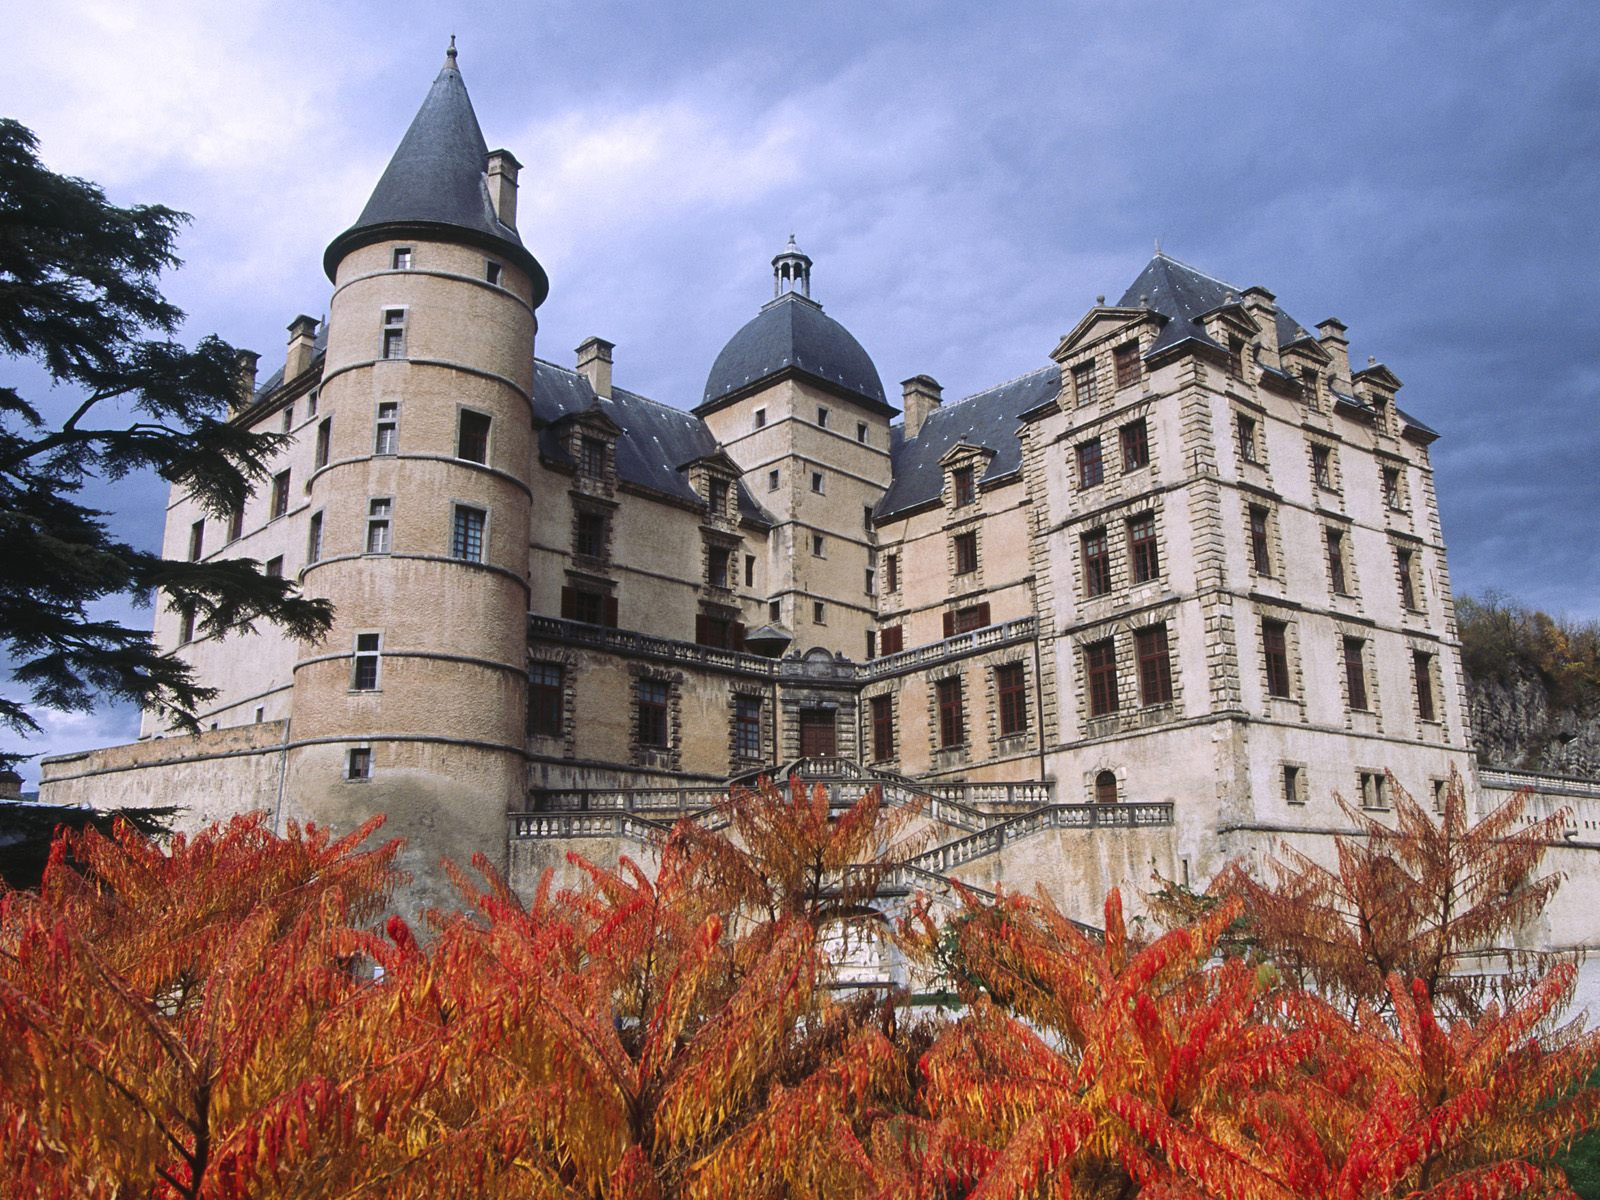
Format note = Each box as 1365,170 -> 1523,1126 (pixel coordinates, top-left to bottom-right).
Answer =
1095,770 -> 1119,805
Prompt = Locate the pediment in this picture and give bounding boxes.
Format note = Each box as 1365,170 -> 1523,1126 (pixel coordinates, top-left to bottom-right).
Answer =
1051,307 -> 1153,362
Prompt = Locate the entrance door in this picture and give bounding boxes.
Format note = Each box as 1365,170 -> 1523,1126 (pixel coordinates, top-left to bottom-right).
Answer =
799,708 -> 837,758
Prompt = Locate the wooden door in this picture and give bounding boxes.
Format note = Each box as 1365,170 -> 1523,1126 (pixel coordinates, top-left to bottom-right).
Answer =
799,708 -> 837,758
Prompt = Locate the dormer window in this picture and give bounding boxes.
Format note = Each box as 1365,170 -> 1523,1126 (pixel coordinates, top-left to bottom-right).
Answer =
1300,368 -> 1318,406
1226,336 -> 1246,380
952,466 -> 975,507
708,477 -> 729,514
580,435 -> 607,478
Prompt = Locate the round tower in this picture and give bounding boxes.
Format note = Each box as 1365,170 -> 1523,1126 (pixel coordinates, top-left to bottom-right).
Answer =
287,43 -> 547,912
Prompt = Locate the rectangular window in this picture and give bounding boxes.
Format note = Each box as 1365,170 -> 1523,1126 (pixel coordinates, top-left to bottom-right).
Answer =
1414,652 -> 1437,722
527,663 -> 564,737
1249,506 -> 1271,575
580,436 -> 607,478
865,566 -> 876,595
270,470 -> 290,520
811,533 -> 826,557
708,478 -> 729,513
1343,637 -> 1369,710
392,246 -> 412,270
769,599 -> 781,622
188,519 -> 204,561
936,677 -> 965,747
457,410 -> 491,463
485,260 -> 502,286
307,512 -> 323,564
1113,341 -> 1141,389
1382,465 -> 1404,510
1312,443 -> 1334,489
857,421 -> 869,444
307,390 -> 318,417
366,499 -> 392,554
1071,361 -> 1098,406
352,633 -> 381,691
1082,528 -> 1111,597
575,510 -> 605,558
636,679 -> 669,748
315,417 -> 332,469
1127,513 -> 1160,583
866,630 -> 876,659
227,506 -> 243,543
452,504 -> 487,562
381,308 -> 406,359
346,747 -> 372,781
880,624 -> 903,655
953,466 -> 975,507
1326,528 -> 1348,595
375,403 -> 398,455
696,614 -> 741,650
1359,771 -> 1388,810
734,695 -> 762,759
871,695 -> 895,762
1120,418 -> 1149,471
863,505 -> 874,530
1262,618 -> 1291,698
811,470 -> 825,494
885,554 -> 899,592
265,556 -> 284,578
953,531 -> 978,575
1398,548 -> 1420,611
996,662 -> 1028,736
754,408 -> 766,429
1282,764 -> 1305,805
813,601 -> 826,624
1135,623 -> 1173,706
1076,438 -> 1104,489
744,554 -> 755,587
708,546 -> 732,588
1236,414 -> 1259,463
179,605 -> 196,644
1227,336 -> 1245,379
1085,638 -> 1119,716
1300,368 -> 1318,406
767,468 -> 780,491
816,406 -> 830,429
282,403 -> 294,433
952,603 -> 991,634
562,586 -> 615,627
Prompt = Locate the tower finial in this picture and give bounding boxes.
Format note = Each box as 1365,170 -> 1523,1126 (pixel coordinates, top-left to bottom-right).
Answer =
772,235 -> 812,299
445,34 -> 458,68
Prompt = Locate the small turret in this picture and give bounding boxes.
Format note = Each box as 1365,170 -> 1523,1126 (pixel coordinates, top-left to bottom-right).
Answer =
772,234 -> 812,298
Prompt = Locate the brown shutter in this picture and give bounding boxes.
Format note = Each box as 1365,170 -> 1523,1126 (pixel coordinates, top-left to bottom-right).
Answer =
561,587 -> 576,620
978,602 -> 991,627
943,611 -> 955,638
732,622 -> 745,651
695,614 -> 710,646
604,595 -> 619,628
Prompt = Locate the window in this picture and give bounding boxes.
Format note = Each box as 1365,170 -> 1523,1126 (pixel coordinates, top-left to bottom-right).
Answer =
871,695 -> 895,762
352,633 -> 381,691
1300,368 -> 1318,406
810,470 -> 825,494
375,403 -> 398,455
1249,506 -> 1271,576
697,614 -> 741,650
485,260 -> 502,286
1076,438 -> 1104,489
880,624 -> 903,655
1283,764 -> 1306,806
813,601 -> 826,624
1071,361 -> 1098,406
811,533 -> 826,557
265,556 -> 283,578
188,519 -> 204,561
863,505 -> 874,530
1382,465 -> 1404,510
1114,341 -> 1140,389
576,511 -> 606,558
1359,771 -> 1388,811
951,603 -> 990,634
1414,652 -> 1437,722
816,406 -> 830,429
270,470 -> 290,520
1262,619 -> 1291,698
1120,418 -> 1149,470
457,410 -> 491,463
226,506 -> 243,543
307,390 -> 318,417
580,436 -> 607,478
865,565 -> 876,595
734,695 -> 762,759
1326,528 -> 1349,595
754,408 -> 766,429
885,554 -> 899,592
1236,414 -> 1259,463
381,308 -> 406,359
636,680 -> 669,748
307,512 -> 323,564
708,477 -> 729,513
953,466 -> 975,507
392,246 -> 412,270
997,662 -> 1028,736
936,677 -> 965,747
708,546 -> 732,587
769,599 -> 781,622
1398,548 -> 1421,611
452,504 -> 487,562
1095,770 -> 1119,805
315,417 -> 332,469
1311,443 -> 1334,489
744,554 -> 755,587
953,531 -> 977,575
346,748 -> 372,781
366,499 -> 392,554
1082,528 -> 1111,597
1227,336 -> 1245,379
856,421 -> 869,444
1135,623 -> 1173,706
179,605 -> 196,644
527,663 -> 563,737
561,586 -> 616,627
1085,638 -> 1119,716
1127,513 -> 1160,583
1343,637 -> 1369,710
767,468 -> 780,491
865,630 -> 876,659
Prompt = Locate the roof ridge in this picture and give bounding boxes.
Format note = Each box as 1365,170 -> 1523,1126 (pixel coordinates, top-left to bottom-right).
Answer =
943,362 -> 1058,409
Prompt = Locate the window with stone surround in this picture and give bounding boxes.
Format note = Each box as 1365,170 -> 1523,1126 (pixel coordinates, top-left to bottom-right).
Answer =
1095,770 -> 1119,804
952,465 -> 976,507
708,477 -> 729,515
996,662 -> 1028,736
1282,763 -> 1307,805
734,694 -> 763,759
1249,506 -> 1272,576
352,633 -> 381,691
1227,336 -> 1246,379
1262,618 -> 1291,698
381,308 -> 407,359
1236,413 -> 1260,464
366,498 -> 392,555
1358,770 -> 1388,810
576,510 -> 606,559
1120,417 -> 1149,471
885,553 -> 899,592
457,409 -> 491,464
346,747 -> 372,781
636,679 -> 670,748
527,663 -> 563,737
1311,441 -> 1337,491
451,504 -> 486,562
1382,464 -> 1404,511
947,603 -> 991,635
1076,438 -> 1104,489
1114,341 -> 1141,389
580,435 -> 607,478
1072,360 -> 1097,406
1397,547 -> 1424,612
1127,512 -> 1160,583
1343,637 -> 1370,711
1326,527 -> 1351,596
1413,651 -> 1437,722
707,545 -> 732,588
871,694 -> 895,762
936,676 -> 965,747
1082,527 -> 1111,597
880,624 -> 903,655
1135,623 -> 1173,706
375,403 -> 398,455
953,530 -> 978,575
1085,638 -> 1119,716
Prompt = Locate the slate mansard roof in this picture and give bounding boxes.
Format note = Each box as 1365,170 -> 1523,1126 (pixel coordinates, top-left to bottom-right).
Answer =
699,291 -> 891,415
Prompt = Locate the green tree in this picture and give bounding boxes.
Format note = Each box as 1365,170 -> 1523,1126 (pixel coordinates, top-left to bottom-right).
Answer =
0,118 -> 331,763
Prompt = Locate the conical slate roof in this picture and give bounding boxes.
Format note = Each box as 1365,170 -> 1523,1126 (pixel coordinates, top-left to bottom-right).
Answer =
323,47 -> 546,301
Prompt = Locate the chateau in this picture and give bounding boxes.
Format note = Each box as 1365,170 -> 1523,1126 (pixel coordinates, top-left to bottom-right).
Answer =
42,48 -> 1595,960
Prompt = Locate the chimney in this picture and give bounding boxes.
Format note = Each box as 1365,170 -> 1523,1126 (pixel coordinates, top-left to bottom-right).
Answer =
486,149 -> 521,229
901,375 -> 943,440
1241,286 -> 1279,372
1316,318 -> 1351,389
285,315 -> 318,382
575,337 -> 614,399
0,768 -> 21,801
233,349 -> 260,414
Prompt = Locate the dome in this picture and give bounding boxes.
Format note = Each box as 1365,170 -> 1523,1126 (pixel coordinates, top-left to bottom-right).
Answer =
699,290 -> 888,413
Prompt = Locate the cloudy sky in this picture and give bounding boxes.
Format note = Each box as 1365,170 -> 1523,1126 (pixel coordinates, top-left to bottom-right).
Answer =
2,0 -> 1597,781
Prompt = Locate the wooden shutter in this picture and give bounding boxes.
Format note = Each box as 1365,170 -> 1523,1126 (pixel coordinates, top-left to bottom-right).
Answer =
732,622 -> 745,651
943,611 -> 955,638
978,602 -> 991,627
604,595 -> 619,628
560,587 -> 576,620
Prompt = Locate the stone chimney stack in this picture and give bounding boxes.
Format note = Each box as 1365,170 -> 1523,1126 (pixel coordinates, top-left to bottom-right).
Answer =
1316,318 -> 1351,389
901,375 -> 943,440
576,337 -> 614,399
0,768 -> 21,801
285,315 -> 319,381
1242,286 -> 1279,373
233,349 -> 260,414
486,149 -> 521,229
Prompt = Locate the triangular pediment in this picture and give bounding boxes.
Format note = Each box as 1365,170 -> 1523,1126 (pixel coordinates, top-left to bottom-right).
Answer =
1051,307 -> 1153,362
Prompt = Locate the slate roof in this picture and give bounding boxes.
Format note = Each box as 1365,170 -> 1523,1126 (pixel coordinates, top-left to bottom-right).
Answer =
699,291 -> 890,414
533,359 -> 772,523
322,51 -> 546,300
877,365 -> 1060,520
